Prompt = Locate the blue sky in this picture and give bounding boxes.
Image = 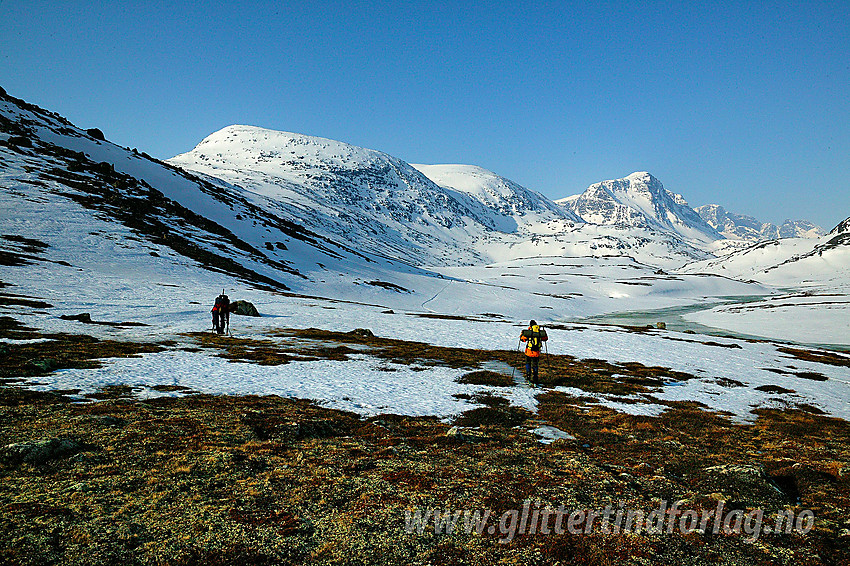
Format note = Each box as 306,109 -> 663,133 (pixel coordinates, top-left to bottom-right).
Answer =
1,1 -> 848,228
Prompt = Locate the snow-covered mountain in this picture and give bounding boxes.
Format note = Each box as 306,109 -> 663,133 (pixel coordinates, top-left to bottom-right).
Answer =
695,204 -> 824,241
169,129 -> 719,268
168,125 -> 512,267
2,84 -> 839,308
558,172 -> 722,245
0,88 -> 451,299
411,163 -> 582,225
827,215 -> 850,237
0,85 -> 726,315
680,214 -> 850,288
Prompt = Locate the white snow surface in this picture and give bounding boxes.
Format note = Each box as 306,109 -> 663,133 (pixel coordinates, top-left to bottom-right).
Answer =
15,289 -> 850,422
679,231 -> 850,345
2,92 -> 849,424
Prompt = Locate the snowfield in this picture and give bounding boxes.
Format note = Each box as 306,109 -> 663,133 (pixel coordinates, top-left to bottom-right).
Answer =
16,287 -> 850,423
2,87 -> 849,426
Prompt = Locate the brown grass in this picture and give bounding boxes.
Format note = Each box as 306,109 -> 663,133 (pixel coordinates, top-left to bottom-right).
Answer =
777,346 -> 850,368
1,322 -> 848,564
0,379 -> 847,565
0,332 -> 165,383
457,370 -> 515,386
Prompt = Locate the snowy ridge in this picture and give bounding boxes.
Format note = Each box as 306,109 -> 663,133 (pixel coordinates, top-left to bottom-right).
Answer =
828,216 -> 850,236
169,126 -> 510,267
559,172 -> 722,245
696,204 -> 824,241
411,163 -> 582,226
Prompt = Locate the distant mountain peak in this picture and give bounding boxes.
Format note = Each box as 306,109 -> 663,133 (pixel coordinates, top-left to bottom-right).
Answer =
558,172 -> 721,244
625,171 -> 655,182
182,125 -> 389,171
696,205 -> 824,241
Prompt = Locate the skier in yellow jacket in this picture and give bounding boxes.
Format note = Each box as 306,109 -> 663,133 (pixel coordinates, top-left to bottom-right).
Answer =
520,320 -> 548,386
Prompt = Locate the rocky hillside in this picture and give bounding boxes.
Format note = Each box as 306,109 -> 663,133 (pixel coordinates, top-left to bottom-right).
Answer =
827,216 -> 850,237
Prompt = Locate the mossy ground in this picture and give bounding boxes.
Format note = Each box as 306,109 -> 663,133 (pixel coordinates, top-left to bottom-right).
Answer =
1,325 -> 848,565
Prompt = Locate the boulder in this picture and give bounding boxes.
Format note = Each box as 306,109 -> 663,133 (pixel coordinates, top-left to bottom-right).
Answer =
446,426 -> 464,439
445,426 -> 487,442
229,300 -> 260,317
2,437 -> 84,465
700,463 -> 787,507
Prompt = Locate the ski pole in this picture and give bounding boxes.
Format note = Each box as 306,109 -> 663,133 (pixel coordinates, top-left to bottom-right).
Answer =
511,339 -> 521,380
542,338 -> 548,384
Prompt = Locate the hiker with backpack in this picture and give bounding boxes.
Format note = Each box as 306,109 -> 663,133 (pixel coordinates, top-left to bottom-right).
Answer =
211,290 -> 230,334
520,320 -> 548,386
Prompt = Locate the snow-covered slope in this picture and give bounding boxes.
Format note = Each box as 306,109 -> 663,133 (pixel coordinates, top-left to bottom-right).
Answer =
0,88 -> 450,300
680,219 -> 850,289
411,163 -> 581,225
168,126 -> 516,267
558,172 -> 722,245
695,204 -> 824,241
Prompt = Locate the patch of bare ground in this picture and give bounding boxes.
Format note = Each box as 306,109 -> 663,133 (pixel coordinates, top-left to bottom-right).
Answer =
1,324 -> 848,563
0,331 -> 165,385
457,370 -> 515,387
185,332 -> 352,366
777,346 -> 850,368
0,385 -> 847,564
660,335 -> 743,349
762,367 -> 829,381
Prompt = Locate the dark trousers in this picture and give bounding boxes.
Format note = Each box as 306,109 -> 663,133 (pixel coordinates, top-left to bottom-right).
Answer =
525,356 -> 539,383
213,311 -> 228,334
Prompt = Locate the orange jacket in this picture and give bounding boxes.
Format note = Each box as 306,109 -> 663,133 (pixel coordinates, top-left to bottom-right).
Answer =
520,325 -> 547,357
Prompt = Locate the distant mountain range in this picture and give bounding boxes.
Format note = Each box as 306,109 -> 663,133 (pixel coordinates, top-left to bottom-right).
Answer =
556,172 -> 824,243
0,86 -> 843,298
694,204 -> 824,241
680,212 -> 849,287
